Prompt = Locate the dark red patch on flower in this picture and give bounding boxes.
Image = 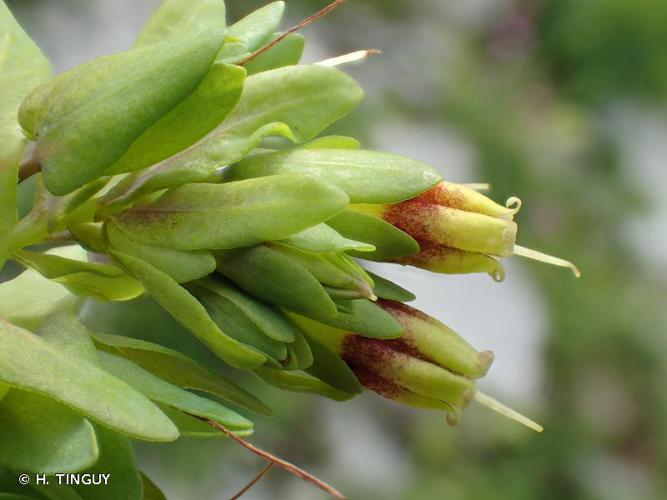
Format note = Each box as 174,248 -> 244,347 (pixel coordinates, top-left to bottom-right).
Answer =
349,363 -> 404,399
341,328 -> 436,367
394,240 -> 462,266
383,201 -> 437,242
410,183 -> 466,210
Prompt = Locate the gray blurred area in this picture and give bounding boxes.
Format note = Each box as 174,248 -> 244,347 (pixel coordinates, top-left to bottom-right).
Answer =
9,1 -> 667,499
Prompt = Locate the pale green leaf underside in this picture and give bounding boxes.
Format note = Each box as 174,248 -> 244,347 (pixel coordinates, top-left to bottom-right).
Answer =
0,319 -> 178,442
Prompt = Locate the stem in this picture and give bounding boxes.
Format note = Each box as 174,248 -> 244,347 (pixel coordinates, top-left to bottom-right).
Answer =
239,0 -> 347,66
230,463 -> 274,500
203,418 -> 345,499
18,145 -> 41,182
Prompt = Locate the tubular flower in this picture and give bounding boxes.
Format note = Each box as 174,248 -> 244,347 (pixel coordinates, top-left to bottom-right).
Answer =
352,181 -> 580,281
298,299 -> 541,430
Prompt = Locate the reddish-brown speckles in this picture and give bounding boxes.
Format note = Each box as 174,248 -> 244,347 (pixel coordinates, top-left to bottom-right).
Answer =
395,240 -> 463,266
349,364 -> 404,399
383,201 -> 441,242
410,183 -> 466,209
341,329 -> 436,367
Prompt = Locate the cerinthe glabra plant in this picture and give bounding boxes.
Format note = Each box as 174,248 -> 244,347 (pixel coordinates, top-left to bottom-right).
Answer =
0,0 -> 579,497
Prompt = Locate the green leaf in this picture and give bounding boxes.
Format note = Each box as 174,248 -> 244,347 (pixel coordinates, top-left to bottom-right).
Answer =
187,284 -> 288,365
319,299 -> 403,339
194,276 -> 297,343
303,334 -> 362,394
0,3 -> 51,268
71,425 -> 142,500
19,26 -> 225,195
283,327 -> 313,371
276,223 -> 375,254
112,175 -> 349,251
38,311 -> 98,363
106,63 -> 246,175
227,1 -> 285,51
216,246 -> 337,319
105,221 -> 215,283
0,267 -> 80,330
91,331 -> 271,415
110,250 -> 266,370
97,352 -> 253,432
327,209 -> 420,261
133,0 -> 226,48
156,405 -> 240,439
226,148 -> 441,204
100,65 -> 363,206
0,319 -> 178,442
13,248 -> 144,301
0,390 -> 98,474
140,473 -> 167,500
244,34 -> 305,75
300,135 -> 361,150
255,367 -> 354,401
367,272 -> 416,302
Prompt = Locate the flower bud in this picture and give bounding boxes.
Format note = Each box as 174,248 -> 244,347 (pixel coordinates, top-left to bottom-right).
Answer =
352,181 -> 579,279
338,300 -> 493,419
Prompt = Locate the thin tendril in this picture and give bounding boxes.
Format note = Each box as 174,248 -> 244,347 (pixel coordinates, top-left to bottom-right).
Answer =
513,244 -> 581,278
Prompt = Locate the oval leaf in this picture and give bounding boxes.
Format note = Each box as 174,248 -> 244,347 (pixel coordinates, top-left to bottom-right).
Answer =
0,319 -> 178,442
327,209 -> 420,261
112,175 -> 349,251
97,352 -> 253,432
91,331 -> 271,415
110,250 -> 267,370
0,390 -> 98,474
226,148 -> 442,203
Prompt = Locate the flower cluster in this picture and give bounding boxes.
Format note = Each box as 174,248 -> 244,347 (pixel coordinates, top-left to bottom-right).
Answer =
1,5 -> 576,487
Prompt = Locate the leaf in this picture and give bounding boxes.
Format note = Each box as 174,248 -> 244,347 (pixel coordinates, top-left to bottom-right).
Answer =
13,248 -> 144,301
140,473 -> 167,500
112,175 -> 349,251
244,34 -> 305,75
0,267 -> 80,330
156,405 -> 241,439
276,223 -> 375,254
367,272 -> 416,302
327,209 -> 420,261
216,246 -> 337,319
300,135 -> 361,150
194,276 -> 297,343
226,148 -> 442,203
110,250 -> 266,370
101,65 -> 363,206
38,311 -> 98,363
133,0 -> 226,48
105,221 -> 216,283
227,1 -> 285,51
97,351 -> 253,432
283,328 -> 313,371
71,425 -> 142,500
319,299 -> 403,339
106,63 -> 246,175
91,331 -> 271,415
0,390 -> 98,474
0,3 -> 51,268
188,284 -> 288,365
303,334 -> 362,394
255,367 -> 354,401
19,26 -> 225,195
0,318 -> 178,442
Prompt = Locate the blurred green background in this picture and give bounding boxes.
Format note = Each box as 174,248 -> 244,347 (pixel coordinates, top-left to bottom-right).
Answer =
7,0 -> 667,498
